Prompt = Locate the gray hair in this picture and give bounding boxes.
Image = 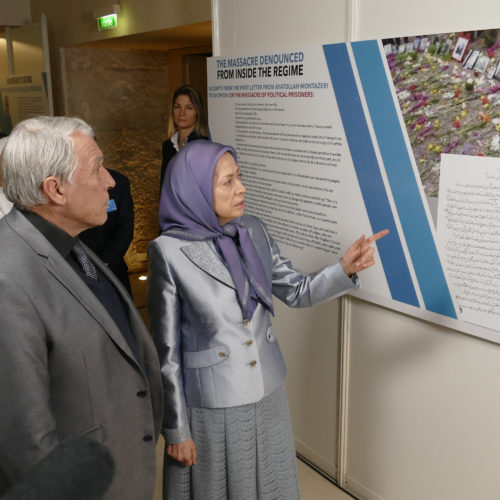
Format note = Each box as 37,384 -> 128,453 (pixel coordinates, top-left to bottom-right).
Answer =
0,137 -> 8,186
2,116 -> 94,209
0,136 -> 8,155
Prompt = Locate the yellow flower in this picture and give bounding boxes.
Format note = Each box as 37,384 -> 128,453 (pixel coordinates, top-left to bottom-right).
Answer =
434,119 -> 440,129
433,145 -> 442,154
416,124 -> 422,130
461,109 -> 467,117
428,143 -> 434,151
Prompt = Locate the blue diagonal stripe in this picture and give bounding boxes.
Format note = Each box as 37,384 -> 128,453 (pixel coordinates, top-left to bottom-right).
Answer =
350,40 -> 456,318
322,43 -> 419,308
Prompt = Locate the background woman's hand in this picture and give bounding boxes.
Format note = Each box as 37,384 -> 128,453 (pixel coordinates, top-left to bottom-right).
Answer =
340,229 -> 389,276
167,438 -> 197,467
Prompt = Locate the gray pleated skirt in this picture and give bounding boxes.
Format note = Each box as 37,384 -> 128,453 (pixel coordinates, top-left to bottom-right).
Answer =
163,384 -> 301,500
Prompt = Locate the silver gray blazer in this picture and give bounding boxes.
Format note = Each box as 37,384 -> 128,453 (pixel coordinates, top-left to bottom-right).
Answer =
147,215 -> 358,443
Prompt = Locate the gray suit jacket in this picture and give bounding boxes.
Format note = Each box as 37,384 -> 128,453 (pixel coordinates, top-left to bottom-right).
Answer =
147,215 -> 358,444
0,208 -> 163,500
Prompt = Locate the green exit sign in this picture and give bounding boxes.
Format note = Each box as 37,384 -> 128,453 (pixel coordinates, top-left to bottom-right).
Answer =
97,14 -> 118,30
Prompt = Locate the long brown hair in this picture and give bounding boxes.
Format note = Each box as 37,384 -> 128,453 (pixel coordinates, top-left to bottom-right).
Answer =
166,85 -> 208,138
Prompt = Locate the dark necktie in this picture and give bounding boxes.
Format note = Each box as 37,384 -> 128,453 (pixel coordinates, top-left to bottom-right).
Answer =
72,242 -> 98,280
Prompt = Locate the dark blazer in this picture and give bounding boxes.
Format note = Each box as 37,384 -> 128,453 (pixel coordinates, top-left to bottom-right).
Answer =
0,208 -> 163,500
80,169 -> 134,294
160,131 -> 206,191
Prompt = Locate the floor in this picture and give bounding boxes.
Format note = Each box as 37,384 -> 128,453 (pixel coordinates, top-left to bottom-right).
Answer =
132,275 -> 354,500
296,459 -> 355,500
153,437 -> 354,500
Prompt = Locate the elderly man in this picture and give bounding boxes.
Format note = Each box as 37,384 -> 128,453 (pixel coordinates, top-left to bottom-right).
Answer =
0,117 -> 163,499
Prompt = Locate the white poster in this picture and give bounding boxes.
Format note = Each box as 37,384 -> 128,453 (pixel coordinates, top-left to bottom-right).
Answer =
207,28 -> 500,343
208,49 -> 390,296
0,73 -> 50,130
438,154 -> 500,331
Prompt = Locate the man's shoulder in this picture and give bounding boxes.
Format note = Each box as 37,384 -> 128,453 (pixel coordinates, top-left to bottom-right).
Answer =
0,217 -> 38,278
0,209 -> 49,263
0,209 -> 25,244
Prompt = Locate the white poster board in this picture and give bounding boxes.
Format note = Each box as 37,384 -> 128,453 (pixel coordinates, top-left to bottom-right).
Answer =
438,154 -> 500,331
207,29 -> 500,343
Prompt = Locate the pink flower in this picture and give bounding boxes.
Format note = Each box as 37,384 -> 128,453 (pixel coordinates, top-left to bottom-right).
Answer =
444,140 -> 459,153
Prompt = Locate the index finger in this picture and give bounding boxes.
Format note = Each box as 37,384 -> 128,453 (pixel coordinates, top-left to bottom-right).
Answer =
367,229 -> 389,243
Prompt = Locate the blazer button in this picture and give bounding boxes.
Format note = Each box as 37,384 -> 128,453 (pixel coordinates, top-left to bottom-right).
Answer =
250,360 -> 257,367
245,340 -> 254,347
143,435 -> 153,442
136,390 -> 147,398
218,351 -> 227,358
243,319 -> 249,326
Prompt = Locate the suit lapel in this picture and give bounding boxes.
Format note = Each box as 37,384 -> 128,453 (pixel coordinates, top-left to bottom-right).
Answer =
82,242 -> 157,365
179,226 -> 261,290
7,209 -> 143,369
44,254 -> 141,366
181,240 -> 236,289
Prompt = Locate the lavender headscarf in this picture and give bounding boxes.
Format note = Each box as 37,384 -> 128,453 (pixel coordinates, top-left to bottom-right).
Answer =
159,140 -> 273,320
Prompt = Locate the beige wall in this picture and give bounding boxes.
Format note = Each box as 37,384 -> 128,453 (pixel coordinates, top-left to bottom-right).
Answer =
0,39 -> 8,75
165,45 -> 211,118
7,23 -> 45,74
29,0 -> 211,48
61,46 -> 170,272
28,0 -> 210,114
0,0 -> 31,26
0,22 -> 44,78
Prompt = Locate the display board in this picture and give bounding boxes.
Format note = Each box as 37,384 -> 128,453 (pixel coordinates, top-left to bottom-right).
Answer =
207,28 -> 500,343
0,72 -> 50,133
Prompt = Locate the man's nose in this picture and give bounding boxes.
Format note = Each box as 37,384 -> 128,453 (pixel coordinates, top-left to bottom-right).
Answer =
103,169 -> 116,190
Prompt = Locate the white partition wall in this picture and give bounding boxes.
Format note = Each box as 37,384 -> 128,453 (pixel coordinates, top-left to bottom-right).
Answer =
212,0 -> 500,498
347,299 -> 500,500
347,3 -> 500,499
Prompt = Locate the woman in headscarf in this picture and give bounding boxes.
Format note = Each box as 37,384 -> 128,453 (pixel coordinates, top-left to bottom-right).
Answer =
147,140 -> 388,500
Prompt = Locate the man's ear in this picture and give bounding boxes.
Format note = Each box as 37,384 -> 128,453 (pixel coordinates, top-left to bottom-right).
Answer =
42,176 -> 66,206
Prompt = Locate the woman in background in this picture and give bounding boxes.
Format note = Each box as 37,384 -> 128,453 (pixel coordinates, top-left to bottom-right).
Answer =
160,85 -> 208,190
148,140 -> 388,499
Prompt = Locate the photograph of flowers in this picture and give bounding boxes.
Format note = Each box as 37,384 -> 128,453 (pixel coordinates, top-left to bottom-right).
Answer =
383,28 -> 500,197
